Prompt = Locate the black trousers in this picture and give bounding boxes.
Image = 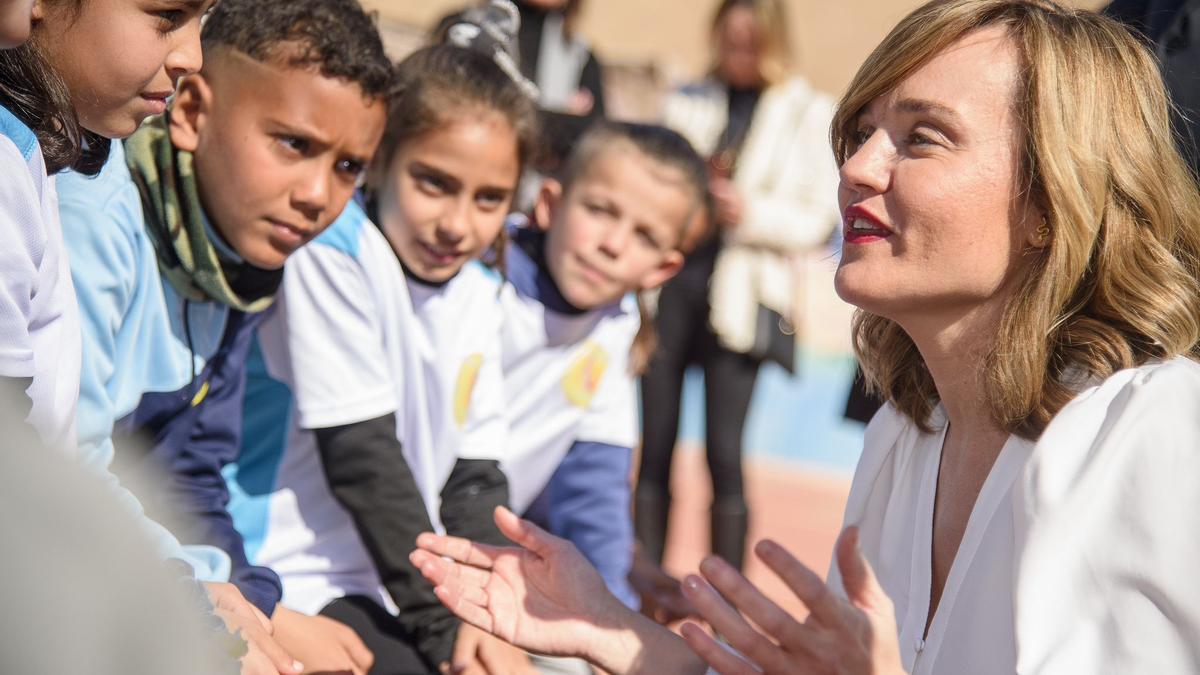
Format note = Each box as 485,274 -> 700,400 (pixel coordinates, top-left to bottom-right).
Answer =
320,596 -> 436,674
636,281 -> 760,571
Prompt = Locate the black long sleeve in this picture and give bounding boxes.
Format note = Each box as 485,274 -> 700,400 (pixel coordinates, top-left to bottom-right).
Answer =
439,458 -> 511,549
313,414 -> 458,670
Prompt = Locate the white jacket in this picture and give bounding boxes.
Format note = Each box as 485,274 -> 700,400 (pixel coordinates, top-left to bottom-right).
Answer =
662,76 -> 840,353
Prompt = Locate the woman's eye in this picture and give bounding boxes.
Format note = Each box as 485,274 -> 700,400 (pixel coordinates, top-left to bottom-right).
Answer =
848,127 -> 874,150
908,131 -> 937,146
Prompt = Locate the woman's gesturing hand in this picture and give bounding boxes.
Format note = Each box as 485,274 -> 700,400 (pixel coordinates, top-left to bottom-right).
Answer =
680,527 -> 906,675
410,506 -> 633,662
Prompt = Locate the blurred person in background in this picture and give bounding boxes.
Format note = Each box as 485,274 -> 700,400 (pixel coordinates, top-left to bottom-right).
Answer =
635,0 -> 840,584
512,0 -> 605,118
1104,0 -> 1200,177
438,0 -> 606,214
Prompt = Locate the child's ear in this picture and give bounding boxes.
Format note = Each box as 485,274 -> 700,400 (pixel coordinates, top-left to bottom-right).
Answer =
639,250 -> 685,291
30,0 -> 43,21
167,74 -> 212,153
532,178 -> 564,232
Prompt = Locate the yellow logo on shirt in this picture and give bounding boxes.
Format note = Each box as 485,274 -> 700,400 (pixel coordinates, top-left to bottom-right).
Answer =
562,342 -> 608,409
190,380 -> 210,407
454,354 -> 484,427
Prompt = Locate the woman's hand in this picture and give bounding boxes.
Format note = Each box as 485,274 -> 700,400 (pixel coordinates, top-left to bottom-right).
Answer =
410,506 -> 628,661
680,527 -> 906,675
710,177 -> 745,229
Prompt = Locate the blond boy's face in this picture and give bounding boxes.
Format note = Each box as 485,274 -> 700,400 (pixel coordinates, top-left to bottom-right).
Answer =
173,49 -> 387,270
542,146 -> 687,309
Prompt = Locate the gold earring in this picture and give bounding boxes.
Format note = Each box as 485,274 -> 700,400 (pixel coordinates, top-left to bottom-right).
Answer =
1035,217 -> 1051,246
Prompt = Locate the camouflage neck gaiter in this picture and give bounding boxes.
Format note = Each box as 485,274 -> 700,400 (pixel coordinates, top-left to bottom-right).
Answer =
124,115 -> 280,313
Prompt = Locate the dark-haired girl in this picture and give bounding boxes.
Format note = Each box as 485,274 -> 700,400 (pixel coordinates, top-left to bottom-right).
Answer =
0,0 -> 210,451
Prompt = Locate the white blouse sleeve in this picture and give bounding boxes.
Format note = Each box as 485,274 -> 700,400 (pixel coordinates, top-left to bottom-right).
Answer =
1016,358 -> 1200,674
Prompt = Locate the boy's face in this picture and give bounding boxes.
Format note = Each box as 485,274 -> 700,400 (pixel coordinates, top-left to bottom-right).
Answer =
35,0 -> 212,138
1,0 -> 34,49
538,145 -> 687,309
170,48 -> 387,269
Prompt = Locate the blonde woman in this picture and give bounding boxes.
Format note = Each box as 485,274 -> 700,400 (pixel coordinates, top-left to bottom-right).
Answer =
412,1 -> 1200,673
637,0 -> 840,575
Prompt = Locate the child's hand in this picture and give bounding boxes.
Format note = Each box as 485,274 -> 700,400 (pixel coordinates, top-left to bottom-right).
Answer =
629,545 -> 696,625
214,606 -> 303,675
203,582 -> 303,675
204,581 -> 274,634
410,506 -> 632,663
444,622 -> 535,675
272,605 -> 374,675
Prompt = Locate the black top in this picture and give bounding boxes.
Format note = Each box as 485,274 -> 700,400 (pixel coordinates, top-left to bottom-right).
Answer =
669,84 -> 764,295
514,2 -> 607,118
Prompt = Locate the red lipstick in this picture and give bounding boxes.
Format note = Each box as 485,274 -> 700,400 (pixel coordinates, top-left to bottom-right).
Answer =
842,204 -> 893,245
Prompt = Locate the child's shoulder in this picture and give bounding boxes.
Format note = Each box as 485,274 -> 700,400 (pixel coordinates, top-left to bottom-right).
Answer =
310,197 -> 381,260
453,260 -> 503,293
0,104 -> 38,166
56,142 -> 142,232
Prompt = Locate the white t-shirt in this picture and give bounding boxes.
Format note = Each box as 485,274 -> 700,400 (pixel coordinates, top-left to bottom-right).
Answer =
0,105 -> 80,450
498,241 -> 640,513
232,202 -> 506,615
828,357 -> 1200,675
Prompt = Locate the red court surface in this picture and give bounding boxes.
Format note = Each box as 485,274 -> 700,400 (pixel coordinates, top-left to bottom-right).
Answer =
651,443 -> 852,621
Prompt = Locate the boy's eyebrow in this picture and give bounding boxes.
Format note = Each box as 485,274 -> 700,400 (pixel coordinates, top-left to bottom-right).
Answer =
264,117 -> 332,149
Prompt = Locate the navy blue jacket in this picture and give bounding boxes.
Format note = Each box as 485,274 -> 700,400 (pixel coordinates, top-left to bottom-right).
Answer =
116,305 -> 282,615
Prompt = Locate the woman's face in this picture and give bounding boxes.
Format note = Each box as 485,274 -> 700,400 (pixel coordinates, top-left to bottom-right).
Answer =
714,4 -> 764,89
35,0 -> 212,139
834,27 -> 1039,328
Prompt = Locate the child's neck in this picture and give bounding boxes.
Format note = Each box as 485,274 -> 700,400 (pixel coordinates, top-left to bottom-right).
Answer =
398,256 -> 453,289
512,227 -> 589,315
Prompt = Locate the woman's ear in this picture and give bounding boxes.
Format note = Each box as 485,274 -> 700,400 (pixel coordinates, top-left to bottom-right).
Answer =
533,178 -> 564,232
167,74 -> 212,153
1025,210 -> 1051,250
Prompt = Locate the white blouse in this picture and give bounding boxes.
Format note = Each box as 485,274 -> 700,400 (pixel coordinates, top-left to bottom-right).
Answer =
829,357 -> 1200,674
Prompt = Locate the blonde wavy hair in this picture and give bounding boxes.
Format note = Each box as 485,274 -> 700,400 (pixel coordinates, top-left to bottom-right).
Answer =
834,0 -> 1200,439
710,0 -> 794,86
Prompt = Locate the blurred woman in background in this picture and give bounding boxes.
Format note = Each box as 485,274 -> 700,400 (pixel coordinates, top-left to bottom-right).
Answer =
636,0 -> 840,575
